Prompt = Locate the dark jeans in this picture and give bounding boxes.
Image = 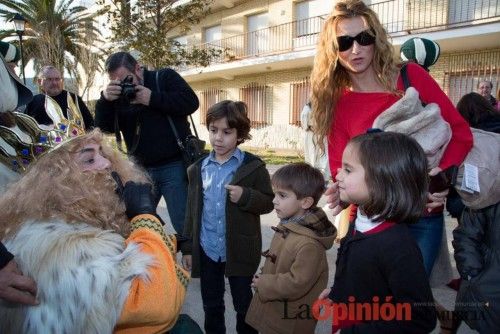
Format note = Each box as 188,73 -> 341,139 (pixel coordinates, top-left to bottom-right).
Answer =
147,160 -> 188,234
408,213 -> 444,276
200,247 -> 257,334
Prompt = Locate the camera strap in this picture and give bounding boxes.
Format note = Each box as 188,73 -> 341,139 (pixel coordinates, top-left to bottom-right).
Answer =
114,101 -> 141,155
156,72 -> 201,150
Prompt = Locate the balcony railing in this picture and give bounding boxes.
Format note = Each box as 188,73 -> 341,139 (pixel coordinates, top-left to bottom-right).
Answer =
185,16 -> 325,65
183,0 -> 500,70
374,0 -> 500,34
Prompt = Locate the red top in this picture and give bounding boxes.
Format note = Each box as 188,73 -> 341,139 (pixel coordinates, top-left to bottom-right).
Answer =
328,62 -> 473,178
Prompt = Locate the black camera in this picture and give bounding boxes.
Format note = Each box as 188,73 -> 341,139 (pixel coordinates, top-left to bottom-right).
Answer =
120,75 -> 136,101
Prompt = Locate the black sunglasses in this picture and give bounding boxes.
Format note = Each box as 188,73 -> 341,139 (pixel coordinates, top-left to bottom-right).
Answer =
336,30 -> 376,52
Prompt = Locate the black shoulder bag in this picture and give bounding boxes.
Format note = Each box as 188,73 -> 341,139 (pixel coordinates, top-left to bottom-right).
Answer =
154,72 -> 207,168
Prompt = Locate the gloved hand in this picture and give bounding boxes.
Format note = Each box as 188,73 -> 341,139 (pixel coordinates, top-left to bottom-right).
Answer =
112,171 -> 156,219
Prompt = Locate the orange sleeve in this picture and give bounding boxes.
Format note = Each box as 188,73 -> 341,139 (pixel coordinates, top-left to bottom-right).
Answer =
115,214 -> 190,334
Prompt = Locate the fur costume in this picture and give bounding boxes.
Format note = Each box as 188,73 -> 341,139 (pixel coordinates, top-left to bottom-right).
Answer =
0,215 -> 189,333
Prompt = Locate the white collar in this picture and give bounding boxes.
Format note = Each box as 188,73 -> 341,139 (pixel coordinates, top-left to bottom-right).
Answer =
355,208 -> 383,233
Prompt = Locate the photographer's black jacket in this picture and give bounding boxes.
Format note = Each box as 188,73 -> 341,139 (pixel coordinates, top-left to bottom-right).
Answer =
95,68 -> 199,167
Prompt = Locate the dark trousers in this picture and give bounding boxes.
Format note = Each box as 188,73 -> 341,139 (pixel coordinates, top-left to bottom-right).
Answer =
200,247 -> 257,334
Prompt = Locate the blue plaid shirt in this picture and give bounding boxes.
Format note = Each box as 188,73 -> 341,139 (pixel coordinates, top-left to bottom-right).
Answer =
200,148 -> 245,262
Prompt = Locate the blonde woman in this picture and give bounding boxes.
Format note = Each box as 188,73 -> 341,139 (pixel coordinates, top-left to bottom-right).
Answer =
311,0 -> 473,276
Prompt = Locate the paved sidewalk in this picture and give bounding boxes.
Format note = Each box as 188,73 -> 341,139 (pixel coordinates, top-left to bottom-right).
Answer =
158,164 -> 476,334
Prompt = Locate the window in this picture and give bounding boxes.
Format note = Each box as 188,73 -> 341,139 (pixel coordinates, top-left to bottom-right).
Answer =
290,78 -> 311,126
247,12 -> 269,55
199,89 -> 226,124
240,83 -> 271,127
204,25 -> 223,59
369,0 -> 405,33
294,1 -> 323,37
443,50 -> 499,105
448,0 -> 498,24
295,1 -> 311,37
204,25 -> 222,46
294,1 -> 324,48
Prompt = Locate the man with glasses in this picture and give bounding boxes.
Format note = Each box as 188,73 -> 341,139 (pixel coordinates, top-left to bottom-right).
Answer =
477,80 -> 497,107
24,66 -> 94,131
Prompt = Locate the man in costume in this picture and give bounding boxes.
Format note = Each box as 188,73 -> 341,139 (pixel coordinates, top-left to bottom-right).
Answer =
0,128 -> 189,333
24,65 -> 94,131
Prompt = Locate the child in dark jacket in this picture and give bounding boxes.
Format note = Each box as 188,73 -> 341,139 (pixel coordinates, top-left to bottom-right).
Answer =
181,100 -> 274,334
453,203 -> 500,332
245,163 -> 337,334
319,131 -> 437,333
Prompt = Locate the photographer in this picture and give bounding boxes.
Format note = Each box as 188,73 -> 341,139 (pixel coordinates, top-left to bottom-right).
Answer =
95,51 -> 199,234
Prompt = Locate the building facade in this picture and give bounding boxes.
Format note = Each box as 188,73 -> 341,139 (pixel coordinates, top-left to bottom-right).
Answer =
173,0 -> 500,151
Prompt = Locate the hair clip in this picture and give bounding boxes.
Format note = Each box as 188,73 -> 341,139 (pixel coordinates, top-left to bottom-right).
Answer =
367,128 -> 383,133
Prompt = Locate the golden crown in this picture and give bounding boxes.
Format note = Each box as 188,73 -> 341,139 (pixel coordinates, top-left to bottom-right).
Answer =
0,109 -> 85,173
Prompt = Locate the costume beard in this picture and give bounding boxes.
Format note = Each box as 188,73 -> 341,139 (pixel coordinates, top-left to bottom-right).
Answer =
0,168 -> 131,239
60,169 -> 130,237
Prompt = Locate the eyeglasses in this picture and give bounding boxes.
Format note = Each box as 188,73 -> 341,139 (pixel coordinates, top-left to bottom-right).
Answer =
336,30 -> 376,52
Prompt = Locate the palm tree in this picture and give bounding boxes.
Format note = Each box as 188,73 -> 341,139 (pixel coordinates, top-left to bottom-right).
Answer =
0,0 -> 105,92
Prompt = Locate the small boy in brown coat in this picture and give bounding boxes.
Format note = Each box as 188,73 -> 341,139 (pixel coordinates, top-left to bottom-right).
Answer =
245,163 -> 336,334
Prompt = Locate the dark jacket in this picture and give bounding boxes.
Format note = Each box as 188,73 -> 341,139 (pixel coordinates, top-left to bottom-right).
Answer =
452,203 -> 500,332
0,241 -> 13,269
475,112 -> 500,134
95,68 -> 199,167
181,152 -> 274,277
486,94 -> 497,108
329,223 -> 437,334
25,90 -> 94,130
246,208 -> 336,334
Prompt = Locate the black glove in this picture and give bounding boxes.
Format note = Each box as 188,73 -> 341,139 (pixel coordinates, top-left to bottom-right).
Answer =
122,182 -> 156,219
112,171 -> 156,219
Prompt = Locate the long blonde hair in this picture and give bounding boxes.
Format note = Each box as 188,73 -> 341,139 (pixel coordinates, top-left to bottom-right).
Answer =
310,0 -> 399,152
0,129 -> 150,239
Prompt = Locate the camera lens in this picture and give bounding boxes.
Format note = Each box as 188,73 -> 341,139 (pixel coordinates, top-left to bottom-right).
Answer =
120,75 -> 136,100
122,86 -> 136,100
